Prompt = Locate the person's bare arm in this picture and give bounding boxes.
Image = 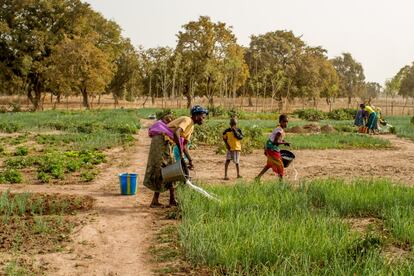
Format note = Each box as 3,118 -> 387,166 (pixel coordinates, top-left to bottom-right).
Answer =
273,132 -> 290,147
183,146 -> 193,169
173,128 -> 183,157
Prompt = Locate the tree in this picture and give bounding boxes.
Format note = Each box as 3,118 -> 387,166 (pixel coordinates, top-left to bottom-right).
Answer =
398,63 -> 414,99
363,82 -> 382,102
46,37 -> 114,109
0,0 -> 123,110
175,16 -> 248,107
108,38 -> 141,105
247,31 -> 306,111
331,53 -> 365,105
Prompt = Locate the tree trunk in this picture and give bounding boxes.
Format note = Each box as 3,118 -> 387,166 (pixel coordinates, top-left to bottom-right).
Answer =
208,96 -> 214,107
81,88 -> 90,109
248,96 -> 253,107
114,95 -> 119,108
57,94 -> 61,104
186,95 -> 192,109
27,89 -> 42,111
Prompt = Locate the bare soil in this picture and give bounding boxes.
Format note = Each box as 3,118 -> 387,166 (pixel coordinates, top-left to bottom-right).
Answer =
1,122 -> 414,275
192,134 -> 414,186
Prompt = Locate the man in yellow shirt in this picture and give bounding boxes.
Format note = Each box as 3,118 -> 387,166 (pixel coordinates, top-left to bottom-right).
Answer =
223,118 -> 243,180
143,105 -> 208,207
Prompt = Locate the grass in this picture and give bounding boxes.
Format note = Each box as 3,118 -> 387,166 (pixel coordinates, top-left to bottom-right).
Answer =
289,133 -> 392,149
0,109 -> 140,133
178,179 -> 414,275
387,116 -> 414,141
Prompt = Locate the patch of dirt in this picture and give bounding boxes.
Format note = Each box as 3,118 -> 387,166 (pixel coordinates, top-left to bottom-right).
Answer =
321,124 -> 336,133
191,135 -> 414,186
345,217 -> 383,234
383,244 -> 411,262
303,123 -> 321,133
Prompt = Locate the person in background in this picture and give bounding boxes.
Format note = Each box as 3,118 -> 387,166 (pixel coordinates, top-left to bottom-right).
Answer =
363,104 -> 378,135
223,117 -> 243,180
143,105 -> 208,207
255,114 -> 290,181
355,104 -> 365,127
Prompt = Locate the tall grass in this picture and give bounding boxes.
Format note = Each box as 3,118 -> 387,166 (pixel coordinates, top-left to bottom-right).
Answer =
178,179 -> 414,274
387,116 -> 414,141
290,133 -> 391,149
0,109 -> 141,133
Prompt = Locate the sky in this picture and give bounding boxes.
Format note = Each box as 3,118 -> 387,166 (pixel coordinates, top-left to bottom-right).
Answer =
84,0 -> 414,85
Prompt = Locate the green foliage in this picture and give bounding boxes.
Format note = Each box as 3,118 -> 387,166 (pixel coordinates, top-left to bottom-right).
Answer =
290,133 -> 391,150
411,116 -> 414,125
37,172 -> 51,184
4,156 -> 37,169
14,146 -> 28,156
80,170 -> 98,182
0,121 -> 21,133
207,106 -> 226,117
293,108 -> 327,121
227,108 -> 247,119
0,109 -> 140,150
294,108 -> 357,121
327,108 -> 357,120
1,169 -> 23,184
388,116 -> 414,140
156,109 -> 176,120
178,179 -> 414,274
36,150 -> 105,181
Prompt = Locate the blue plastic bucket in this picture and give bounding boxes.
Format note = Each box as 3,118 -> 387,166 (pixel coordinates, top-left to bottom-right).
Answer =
118,173 -> 138,195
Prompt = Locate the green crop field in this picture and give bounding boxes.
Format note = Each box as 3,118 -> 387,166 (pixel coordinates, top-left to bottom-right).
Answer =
0,109 -> 141,184
178,179 -> 414,275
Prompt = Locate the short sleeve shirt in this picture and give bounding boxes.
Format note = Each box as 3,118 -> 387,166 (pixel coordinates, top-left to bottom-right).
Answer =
223,128 -> 242,151
364,106 -> 374,114
168,116 -> 194,141
269,127 -> 285,144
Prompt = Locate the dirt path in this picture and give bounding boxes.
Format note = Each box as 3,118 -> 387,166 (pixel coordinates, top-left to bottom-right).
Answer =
191,134 -> 414,186
1,120 -> 167,276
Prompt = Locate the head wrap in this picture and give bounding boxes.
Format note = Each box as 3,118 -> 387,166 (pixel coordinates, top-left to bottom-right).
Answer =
190,105 -> 209,116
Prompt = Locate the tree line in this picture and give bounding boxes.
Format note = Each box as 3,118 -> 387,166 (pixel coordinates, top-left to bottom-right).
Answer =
1,0 -> 413,111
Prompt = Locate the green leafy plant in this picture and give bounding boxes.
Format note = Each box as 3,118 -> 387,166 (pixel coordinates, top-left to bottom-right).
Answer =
37,172 -> 51,183
3,169 -> 23,183
80,170 -> 98,182
14,146 -> 29,156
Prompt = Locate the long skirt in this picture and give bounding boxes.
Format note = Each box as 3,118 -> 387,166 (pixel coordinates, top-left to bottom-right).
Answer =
366,112 -> 378,130
143,135 -> 175,192
264,149 -> 284,176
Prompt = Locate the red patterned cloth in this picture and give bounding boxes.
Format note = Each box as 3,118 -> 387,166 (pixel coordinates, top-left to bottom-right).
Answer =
264,149 -> 284,176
